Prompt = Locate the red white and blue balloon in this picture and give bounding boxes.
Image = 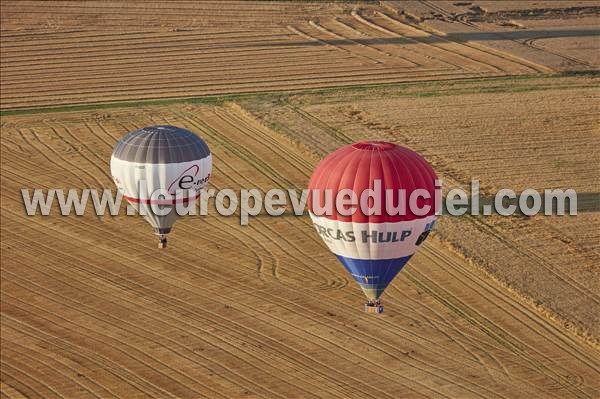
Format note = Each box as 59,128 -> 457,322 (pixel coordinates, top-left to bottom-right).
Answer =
308,141 -> 439,306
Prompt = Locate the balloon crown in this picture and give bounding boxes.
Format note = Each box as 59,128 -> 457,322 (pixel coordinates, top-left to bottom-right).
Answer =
351,141 -> 395,151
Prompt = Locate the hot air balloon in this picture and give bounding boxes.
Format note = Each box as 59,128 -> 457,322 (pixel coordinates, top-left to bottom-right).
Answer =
111,125 -> 211,248
308,141 -> 439,313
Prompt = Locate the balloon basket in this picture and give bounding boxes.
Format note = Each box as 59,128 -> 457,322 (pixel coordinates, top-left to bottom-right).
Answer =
158,236 -> 167,249
364,302 -> 384,314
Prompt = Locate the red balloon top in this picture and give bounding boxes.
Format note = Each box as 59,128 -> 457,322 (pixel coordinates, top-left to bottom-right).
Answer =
308,141 -> 439,222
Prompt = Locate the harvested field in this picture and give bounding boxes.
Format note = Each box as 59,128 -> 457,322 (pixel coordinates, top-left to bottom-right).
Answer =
384,1 -> 600,72
2,1 -> 600,398
3,0 -> 593,109
2,95 -> 600,398
242,74 -> 600,344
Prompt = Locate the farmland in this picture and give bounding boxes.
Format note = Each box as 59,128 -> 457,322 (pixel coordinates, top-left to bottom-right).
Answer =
1,1 -> 600,398
3,1 -> 596,108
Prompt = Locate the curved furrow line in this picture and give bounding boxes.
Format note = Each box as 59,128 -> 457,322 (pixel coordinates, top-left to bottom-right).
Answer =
3,273 -> 327,399
387,282 -> 516,376
416,0 -> 555,73
3,203 -> 453,399
37,209 -> 516,396
9,161 -> 572,399
383,284 -> 509,377
468,217 -> 600,306
177,112 -> 341,283
3,335 -> 119,398
248,231 -> 544,396
3,217 -> 400,399
190,104 -> 588,394
204,108 -> 330,260
154,117 -> 349,291
83,121 -> 119,152
4,105 -> 596,396
421,236 -> 600,371
0,239 -> 376,399
195,107 -> 584,394
427,249 -> 600,388
405,261 -> 595,398
0,365 -> 48,399
52,121 -> 113,182
3,138 -> 277,291
16,127 -> 89,187
3,266 -> 357,399
0,135 -> 26,153
1,343 -> 105,399
194,153 -> 328,284
379,8 -> 549,74
404,268 -> 582,398
190,109 -> 358,286
170,187 -> 535,383
354,10 -> 504,74
0,380 -> 29,399
2,294 -> 210,399
332,16 -> 461,71
524,38 -> 594,69
305,20 -> 416,68
123,119 -> 281,285
392,256 -> 596,394
41,122 -> 107,188
1,314 -> 177,399
386,248 -> 592,368
99,120 -> 129,142
0,352 -> 66,399
28,124 -> 102,187
7,142 -> 584,398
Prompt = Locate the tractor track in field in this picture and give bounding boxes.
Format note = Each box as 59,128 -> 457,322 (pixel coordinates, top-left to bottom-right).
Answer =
2,1 -> 600,396
3,98 -> 600,397
1,1 -> 557,109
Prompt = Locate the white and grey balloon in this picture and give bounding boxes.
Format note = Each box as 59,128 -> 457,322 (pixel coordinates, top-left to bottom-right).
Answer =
110,125 -> 212,248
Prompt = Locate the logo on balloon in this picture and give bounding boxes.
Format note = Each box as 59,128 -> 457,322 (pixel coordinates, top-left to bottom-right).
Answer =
167,164 -> 211,194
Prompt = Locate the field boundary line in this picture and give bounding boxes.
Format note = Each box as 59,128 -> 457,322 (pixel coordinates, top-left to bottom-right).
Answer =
2,72 -> 598,115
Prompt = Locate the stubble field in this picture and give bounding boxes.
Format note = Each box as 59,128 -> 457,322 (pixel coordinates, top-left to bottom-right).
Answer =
1,1 -> 599,398
3,1 -> 594,108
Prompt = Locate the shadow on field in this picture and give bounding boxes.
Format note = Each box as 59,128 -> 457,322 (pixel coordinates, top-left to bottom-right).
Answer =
246,29 -> 599,48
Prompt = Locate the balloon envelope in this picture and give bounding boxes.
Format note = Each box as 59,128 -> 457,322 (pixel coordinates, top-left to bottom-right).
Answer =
308,141 -> 439,301
111,125 -> 211,240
